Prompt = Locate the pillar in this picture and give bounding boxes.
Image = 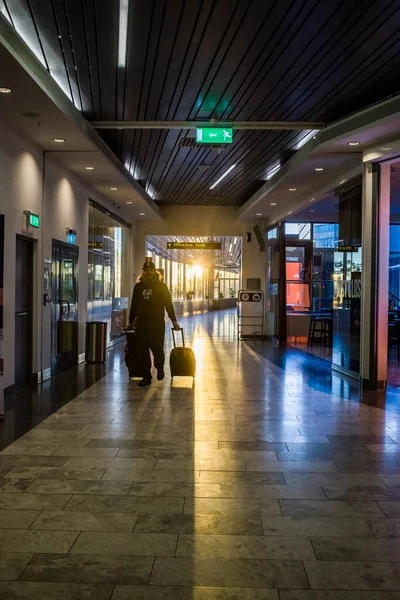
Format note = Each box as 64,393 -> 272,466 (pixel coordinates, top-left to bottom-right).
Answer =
360,162 -> 391,390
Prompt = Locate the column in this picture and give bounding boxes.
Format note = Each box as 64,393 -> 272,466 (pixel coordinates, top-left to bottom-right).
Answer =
360,162 -> 390,390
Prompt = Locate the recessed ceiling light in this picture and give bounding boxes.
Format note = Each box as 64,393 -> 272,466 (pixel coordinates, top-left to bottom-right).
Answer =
256,213 -> 262,216
315,167 -> 324,172
85,166 -> 95,171
348,141 -> 360,146
53,137 -> 65,143
310,209 -> 315,213
289,188 -> 296,191
139,212 -> 146,216
309,198 -> 315,203
270,202 -> 277,206
126,201 -> 133,205
0,87 -> 11,94
110,187 -> 118,191
381,146 -> 392,151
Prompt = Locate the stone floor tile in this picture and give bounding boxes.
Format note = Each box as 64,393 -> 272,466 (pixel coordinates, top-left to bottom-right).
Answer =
0,529 -> 78,553
279,591 -> 400,599
220,484 -> 326,500
245,461 -> 338,473
155,459 -> 247,471
64,457 -> 157,470
0,553 -> 33,580
280,499 -> 385,517
112,585 -> 279,599
20,553 -> 153,584
0,445 -> 59,456
102,469 -> 201,482
285,473 -> 385,486
0,581 -> 114,600
53,447 -> 120,457
30,510 -> 138,532
5,467 -> 106,480
184,498 -> 281,516
0,455 -> 68,467
0,478 -> 33,492
129,482 -> 220,497
71,531 -> 177,556
324,485 -> 400,501
25,479 -> 132,495
0,493 -> 71,510
304,560 -> 400,590
0,509 -> 40,528
261,515 -> 374,537
199,471 -> 285,484
311,536 -> 400,561
64,494 -> 184,513
134,514 -> 263,535
176,533 -> 314,559
150,557 -> 309,588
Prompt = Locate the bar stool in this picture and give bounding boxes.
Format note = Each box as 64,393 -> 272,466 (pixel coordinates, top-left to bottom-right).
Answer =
308,314 -> 332,347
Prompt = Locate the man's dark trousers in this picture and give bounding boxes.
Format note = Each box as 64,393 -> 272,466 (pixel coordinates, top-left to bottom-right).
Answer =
136,322 -> 165,379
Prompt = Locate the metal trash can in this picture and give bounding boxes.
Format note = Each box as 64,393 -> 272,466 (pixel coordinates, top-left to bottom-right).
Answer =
85,321 -> 107,363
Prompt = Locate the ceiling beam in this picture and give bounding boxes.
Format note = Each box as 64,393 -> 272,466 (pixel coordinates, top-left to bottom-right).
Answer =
90,120 -> 325,131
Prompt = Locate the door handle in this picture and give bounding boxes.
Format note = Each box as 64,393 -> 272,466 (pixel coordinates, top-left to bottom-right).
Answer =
15,312 -> 28,316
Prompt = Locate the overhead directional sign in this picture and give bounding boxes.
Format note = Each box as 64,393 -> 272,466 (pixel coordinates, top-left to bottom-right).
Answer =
196,128 -> 233,144
167,242 -> 222,250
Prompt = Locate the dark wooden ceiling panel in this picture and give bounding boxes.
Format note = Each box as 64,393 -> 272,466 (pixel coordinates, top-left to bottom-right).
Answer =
7,0 -> 400,206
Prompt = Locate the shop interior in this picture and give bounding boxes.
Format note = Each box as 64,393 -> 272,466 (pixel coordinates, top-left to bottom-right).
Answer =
267,178 -> 363,379
145,236 -> 242,316
268,169 -> 400,389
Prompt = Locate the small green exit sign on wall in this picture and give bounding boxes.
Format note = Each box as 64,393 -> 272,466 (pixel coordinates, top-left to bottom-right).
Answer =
196,128 -> 233,144
24,210 -> 40,228
29,213 -> 40,228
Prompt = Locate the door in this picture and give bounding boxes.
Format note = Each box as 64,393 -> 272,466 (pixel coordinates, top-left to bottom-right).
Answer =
51,240 -> 79,374
285,242 -> 313,311
15,237 -> 33,388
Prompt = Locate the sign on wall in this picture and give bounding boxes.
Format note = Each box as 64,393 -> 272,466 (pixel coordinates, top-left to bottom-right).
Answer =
167,242 -> 222,250
239,291 -> 262,303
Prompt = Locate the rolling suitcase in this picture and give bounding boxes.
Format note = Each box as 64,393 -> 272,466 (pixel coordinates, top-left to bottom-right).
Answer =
170,328 -> 196,380
124,329 -> 149,378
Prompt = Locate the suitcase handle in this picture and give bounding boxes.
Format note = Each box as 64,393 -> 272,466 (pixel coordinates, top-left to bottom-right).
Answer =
171,327 -> 185,348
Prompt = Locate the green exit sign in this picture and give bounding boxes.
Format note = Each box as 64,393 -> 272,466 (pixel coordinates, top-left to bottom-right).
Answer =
29,213 -> 39,228
196,128 -> 233,144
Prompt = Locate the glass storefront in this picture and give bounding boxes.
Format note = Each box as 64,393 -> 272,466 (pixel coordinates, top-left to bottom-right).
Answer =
267,178 -> 363,378
87,204 -> 130,345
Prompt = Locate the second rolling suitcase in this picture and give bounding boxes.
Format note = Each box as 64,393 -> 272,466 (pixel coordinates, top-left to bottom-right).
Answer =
170,328 -> 196,380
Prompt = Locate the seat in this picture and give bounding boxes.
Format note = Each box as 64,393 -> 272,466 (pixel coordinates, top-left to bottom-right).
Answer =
307,311 -> 333,348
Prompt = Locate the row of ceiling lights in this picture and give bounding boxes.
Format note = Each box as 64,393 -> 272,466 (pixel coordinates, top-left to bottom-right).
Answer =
255,139 -> 395,217
0,86 -> 147,216
255,167 -> 326,216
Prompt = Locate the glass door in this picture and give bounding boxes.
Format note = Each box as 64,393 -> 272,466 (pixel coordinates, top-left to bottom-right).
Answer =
285,242 -> 313,312
51,240 -> 79,374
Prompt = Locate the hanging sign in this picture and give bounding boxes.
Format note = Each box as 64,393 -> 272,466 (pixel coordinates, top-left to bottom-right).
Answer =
167,242 -> 221,250
196,128 -> 233,144
336,245 -> 359,252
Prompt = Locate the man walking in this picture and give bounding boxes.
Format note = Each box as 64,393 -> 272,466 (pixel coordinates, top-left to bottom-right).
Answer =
129,260 -> 180,386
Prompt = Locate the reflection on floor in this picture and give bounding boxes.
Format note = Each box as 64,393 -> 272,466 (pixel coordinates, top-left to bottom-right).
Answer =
1,309 -> 400,597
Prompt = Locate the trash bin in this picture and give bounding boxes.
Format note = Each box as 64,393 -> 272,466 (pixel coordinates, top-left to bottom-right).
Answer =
85,321 -> 107,363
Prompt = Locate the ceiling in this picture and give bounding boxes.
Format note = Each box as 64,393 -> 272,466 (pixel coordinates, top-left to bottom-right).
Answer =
146,235 -> 242,269
0,24 -> 161,221
2,0 -> 400,207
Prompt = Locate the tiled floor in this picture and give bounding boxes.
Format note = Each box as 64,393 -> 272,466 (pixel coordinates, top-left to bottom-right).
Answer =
1,309 -> 400,598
